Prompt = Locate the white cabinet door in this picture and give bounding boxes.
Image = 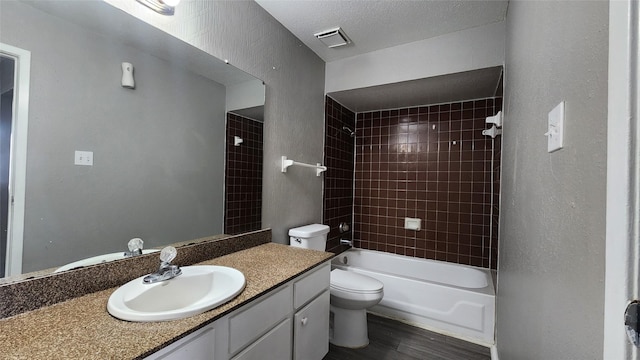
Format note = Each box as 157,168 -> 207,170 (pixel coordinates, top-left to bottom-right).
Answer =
294,290 -> 330,360
231,318 -> 292,360
145,324 -> 216,360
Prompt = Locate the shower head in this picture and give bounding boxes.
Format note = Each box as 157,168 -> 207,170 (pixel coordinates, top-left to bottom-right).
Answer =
342,126 -> 355,137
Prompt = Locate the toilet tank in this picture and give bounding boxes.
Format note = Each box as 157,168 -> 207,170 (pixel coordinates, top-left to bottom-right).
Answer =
289,224 -> 330,251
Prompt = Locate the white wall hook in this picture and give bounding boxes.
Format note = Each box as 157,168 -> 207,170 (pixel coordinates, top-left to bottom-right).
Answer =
486,111 -> 502,127
482,125 -> 502,138
234,136 -> 243,146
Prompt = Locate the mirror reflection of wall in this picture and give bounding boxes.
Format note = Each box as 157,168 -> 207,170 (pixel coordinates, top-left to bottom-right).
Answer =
224,113 -> 263,235
0,1 -> 265,277
0,56 -> 16,278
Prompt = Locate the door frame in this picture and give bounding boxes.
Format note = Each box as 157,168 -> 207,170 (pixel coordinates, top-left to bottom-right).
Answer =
0,42 -> 30,277
604,1 -> 640,358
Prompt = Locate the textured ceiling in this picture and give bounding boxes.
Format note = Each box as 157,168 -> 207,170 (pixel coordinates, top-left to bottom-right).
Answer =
255,0 -> 509,62
328,66 -> 503,112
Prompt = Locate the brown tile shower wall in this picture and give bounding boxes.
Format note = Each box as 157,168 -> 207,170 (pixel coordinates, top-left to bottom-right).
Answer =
224,113 -> 263,235
354,98 -> 502,269
323,97 -> 356,253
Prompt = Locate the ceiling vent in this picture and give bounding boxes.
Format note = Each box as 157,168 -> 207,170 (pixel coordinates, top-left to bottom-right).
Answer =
314,27 -> 350,48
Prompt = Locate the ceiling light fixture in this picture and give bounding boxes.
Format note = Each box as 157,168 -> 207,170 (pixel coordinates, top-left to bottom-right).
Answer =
136,0 -> 180,15
314,27 -> 350,48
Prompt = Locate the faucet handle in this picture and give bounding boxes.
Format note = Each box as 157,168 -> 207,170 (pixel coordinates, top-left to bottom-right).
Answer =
124,237 -> 144,257
127,238 -> 144,252
143,246 -> 181,284
159,246 -> 177,264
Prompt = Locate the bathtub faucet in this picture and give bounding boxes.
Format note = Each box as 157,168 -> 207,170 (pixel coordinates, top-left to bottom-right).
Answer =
340,239 -> 352,246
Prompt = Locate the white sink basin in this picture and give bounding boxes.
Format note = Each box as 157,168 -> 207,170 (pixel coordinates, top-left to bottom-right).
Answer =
55,249 -> 159,272
107,265 -> 246,322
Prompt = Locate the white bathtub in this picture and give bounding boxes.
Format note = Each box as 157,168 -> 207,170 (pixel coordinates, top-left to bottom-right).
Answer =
332,248 -> 495,344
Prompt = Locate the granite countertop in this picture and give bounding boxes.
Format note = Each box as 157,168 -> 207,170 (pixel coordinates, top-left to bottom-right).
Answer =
0,234 -> 233,286
0,243 -> 334,359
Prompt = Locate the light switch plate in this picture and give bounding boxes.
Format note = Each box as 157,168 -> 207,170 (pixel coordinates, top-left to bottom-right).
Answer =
547,101 -> 565,153
74,151 -> 93,166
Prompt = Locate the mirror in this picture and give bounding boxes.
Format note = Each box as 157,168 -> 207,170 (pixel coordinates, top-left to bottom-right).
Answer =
0,0 -> 265,278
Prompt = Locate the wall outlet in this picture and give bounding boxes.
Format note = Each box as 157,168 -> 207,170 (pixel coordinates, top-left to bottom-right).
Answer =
74,151 -> 93,166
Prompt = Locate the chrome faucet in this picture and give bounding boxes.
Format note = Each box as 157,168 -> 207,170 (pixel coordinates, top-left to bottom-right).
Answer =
124,238 -> 144,257
143,246 -> 182,284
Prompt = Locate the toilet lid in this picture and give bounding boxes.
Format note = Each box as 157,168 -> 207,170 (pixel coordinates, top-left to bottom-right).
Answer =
330,269 -> 383,294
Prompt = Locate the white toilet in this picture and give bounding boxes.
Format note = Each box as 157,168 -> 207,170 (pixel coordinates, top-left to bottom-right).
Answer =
289,224 -> 384,348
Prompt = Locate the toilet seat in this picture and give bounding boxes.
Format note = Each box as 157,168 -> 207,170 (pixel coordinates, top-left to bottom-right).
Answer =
330,269 -> 383,295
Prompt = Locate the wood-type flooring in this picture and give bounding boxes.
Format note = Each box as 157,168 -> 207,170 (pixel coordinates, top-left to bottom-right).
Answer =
323,314 -> 491,360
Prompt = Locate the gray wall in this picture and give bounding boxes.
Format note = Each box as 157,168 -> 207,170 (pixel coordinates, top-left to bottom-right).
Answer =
1,2 -> 227,272
497,1 -> 607,358
105,0 -> 327,244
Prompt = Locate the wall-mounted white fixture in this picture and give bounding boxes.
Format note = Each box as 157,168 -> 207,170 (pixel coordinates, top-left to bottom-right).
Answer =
74,151 -> 93,166
404,217 -> 421,231
234,136 -> 243,146
121,62 -> 134,89
545,101 -> 565,152
482,125 -> 502,139
281,156 -> 327,176
314,27 -> 350,48
486,111 -> 502,127
136,0 -> 180,15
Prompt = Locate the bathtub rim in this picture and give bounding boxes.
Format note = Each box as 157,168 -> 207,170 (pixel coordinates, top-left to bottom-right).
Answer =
332,248 -> 496,296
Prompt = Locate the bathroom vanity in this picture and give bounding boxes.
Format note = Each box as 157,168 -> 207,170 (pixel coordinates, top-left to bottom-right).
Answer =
0,243 -> 333,359
150,261 -> 330,360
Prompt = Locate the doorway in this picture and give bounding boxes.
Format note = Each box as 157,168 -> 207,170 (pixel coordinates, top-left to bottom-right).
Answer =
605,1 -> 640,358
0,42 -> 30,277
0,56 -> 15,277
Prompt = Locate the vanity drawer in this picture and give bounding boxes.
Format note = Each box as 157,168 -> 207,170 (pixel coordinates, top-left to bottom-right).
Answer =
229,285 -> 292,354
293,262 -> 330,309
231,318 -> 291,360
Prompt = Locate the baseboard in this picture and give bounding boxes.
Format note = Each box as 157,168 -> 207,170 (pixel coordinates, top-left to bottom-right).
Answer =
490,344 -> 499,360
